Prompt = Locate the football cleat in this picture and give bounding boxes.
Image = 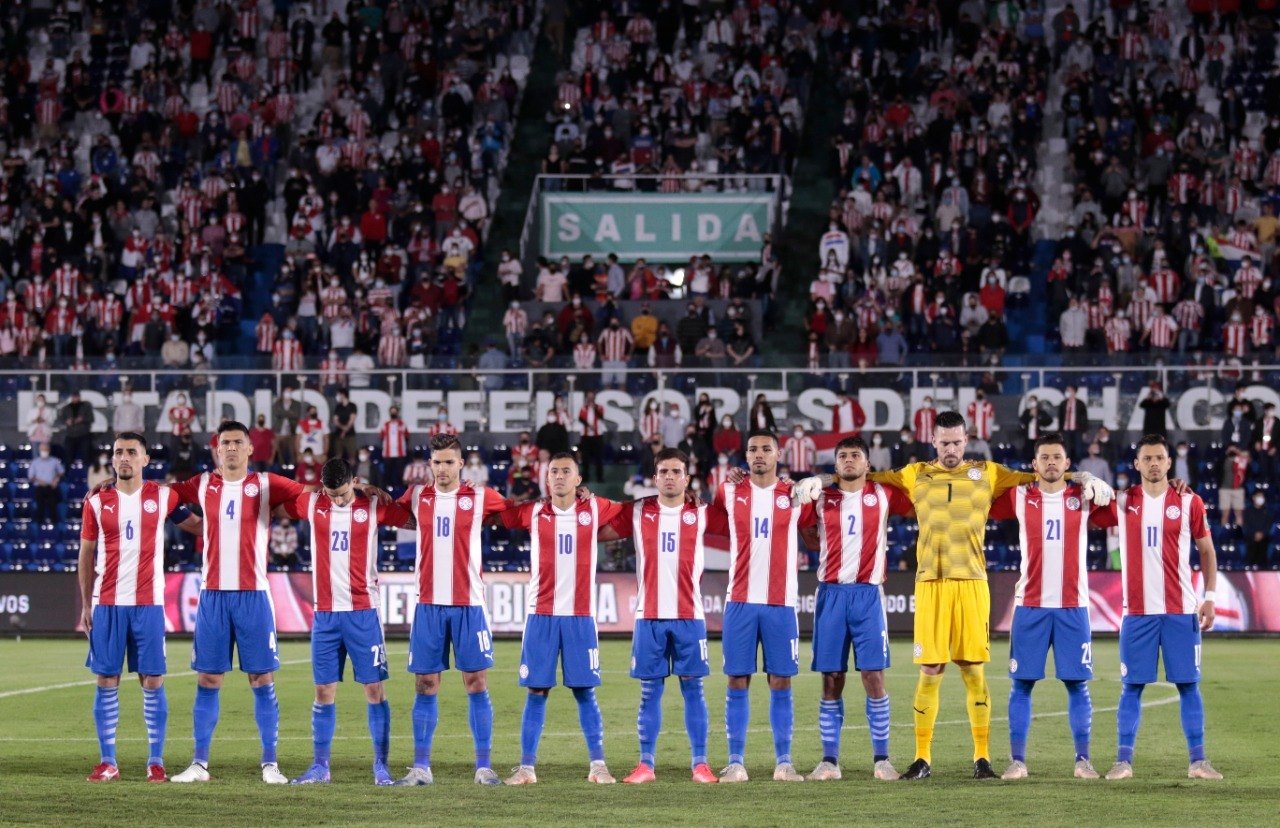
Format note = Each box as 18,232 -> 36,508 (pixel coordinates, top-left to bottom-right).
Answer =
1105,761 -> 1134,780
691,763 -> 718,784
873,760 -> 898,780
146,764 -> 168,783
773,762 -> 805,782
806,761 -> 841,781
587,760 -> 616,784
899,759 -> 931,780
1001,760 -> 1028,780
289,763 -> 330,785
719,762 -> 749,783
973,758 -> 997,779
170,762 -> 210,783
373,763 -> 394,786
1074,759 -> 1099,779
395,766 -> 434,786
86,762 -> 120,783
1188,760 -> 1223,780
504,765 -> 537,786
623,763 -> 656,784
261,762 -> 288,784
474,767 -> 503,786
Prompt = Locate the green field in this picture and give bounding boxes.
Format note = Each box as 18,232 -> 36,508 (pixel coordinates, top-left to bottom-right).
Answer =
1,637 -> 1278,826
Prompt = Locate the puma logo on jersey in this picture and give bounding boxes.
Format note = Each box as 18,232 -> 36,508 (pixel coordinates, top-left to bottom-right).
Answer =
208,485 -> 220,494
316,508 -> 328,517
735,497 -> 748,505
644,513 -> 657,521
541,512 -> 553,521
420,497 -> 433,505
1128,505 -> 1140,514
102,504 -> 115,514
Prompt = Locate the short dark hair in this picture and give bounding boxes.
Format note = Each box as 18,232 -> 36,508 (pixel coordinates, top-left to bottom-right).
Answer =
1033,433 -> 1068,454
217,420 -> 250,437
113,431 -> 147,447
654,447 -> 690,471
1137,433 -> 1169,451
429,433 -> 462,455
834,436 -> 868,456
746,429 -> 778,446
549,451 -> 579,470
321,458 -> 353,490
934,411 -> 966,431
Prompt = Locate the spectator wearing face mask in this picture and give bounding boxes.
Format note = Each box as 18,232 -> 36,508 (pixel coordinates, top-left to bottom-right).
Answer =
87,451 -> 114,492
1018,396 -> 1053,454
461,452 -> 489,488
1243,492 -> 1274,570
31,443 -> 66,524
249,414 -> 277,472
295,448 -> 323,487
712,415 -> 742,461
1139,384 -> 1172,442
298,405 -> 327,460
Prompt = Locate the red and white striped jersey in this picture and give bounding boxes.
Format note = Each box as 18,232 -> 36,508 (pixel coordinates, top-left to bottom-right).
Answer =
173,472 -> 304,590
1252,311 -> 1274,347
716,480 -> 801,606
290,493 -> 410,612
272,338 -> 303,370
991,483 -> 1116,609
1147,313 -> 1178,349
802,482 -> 911,585
598,326 -> 634,361
609,497 -> 728,620
502,497 -> 624,616
1223,321 -> 1248,357
401,484 -> 509,606
255,313 -> 277,352
1105,317 -> 1132,352
912,407 -> 937,444
1114,486 -> 1210,616
967,399 -> 996,440
579,404 -> 605,437
1150,268 -> 1180,304
830,399 -> 866,434
1173,299 -> 1204,331
783,434 -> 816,472
380,418 -> 409,458
640,410 -> 662,442
82,483 -> 182,606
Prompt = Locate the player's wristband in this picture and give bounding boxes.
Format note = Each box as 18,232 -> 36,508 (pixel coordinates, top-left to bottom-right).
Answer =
1202,591 -> 1216,603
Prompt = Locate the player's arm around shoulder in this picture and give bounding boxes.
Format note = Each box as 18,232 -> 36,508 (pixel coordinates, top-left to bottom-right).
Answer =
867,463 -> 916,494
989,461 -> 1036,495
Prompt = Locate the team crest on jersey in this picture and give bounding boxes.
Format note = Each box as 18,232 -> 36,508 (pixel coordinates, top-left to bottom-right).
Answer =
458,496 -> 474,511
353,508 -> 369,523
967,467 -> 982,481
682,511 -> 697,525
1009,658 -> 1018,673
143,499 -> 159,513
577,511 -> 593,526
776,495 -> 791,509
1066,497 -> 1081,511
1166,505 -> 1182,520
244,483 -> 260,497
519,664 -> 530,679
912,642 -> 923,658
1120,662 -> 1128,679
862,494 -> 878,507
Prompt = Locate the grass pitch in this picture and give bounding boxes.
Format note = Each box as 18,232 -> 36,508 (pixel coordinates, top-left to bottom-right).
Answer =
1,637 -> 1278,826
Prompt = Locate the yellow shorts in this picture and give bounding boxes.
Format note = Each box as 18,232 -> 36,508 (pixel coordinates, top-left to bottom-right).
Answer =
913,579 -> 991,665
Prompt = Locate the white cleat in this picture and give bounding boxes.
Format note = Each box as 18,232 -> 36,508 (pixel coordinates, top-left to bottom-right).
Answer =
170,762 -> 211,783
504,765 -> 537,786
1105,761 -> 1134,780
261,762 -> 288,784
1001,760 -> 1028,780
806,761 -> 841,781
587,760 -> 616,784
719,762 -> 749,783
1074,759 -> 1099,779
474,767 -> 503,786
395,766 -> 434,786
873,759 -> 898,780
773,762 -> 805,782
1188,760 -> 1223,780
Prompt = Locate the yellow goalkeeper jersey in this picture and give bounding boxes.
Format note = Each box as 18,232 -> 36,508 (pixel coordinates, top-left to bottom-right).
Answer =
869,461 -> 1035,582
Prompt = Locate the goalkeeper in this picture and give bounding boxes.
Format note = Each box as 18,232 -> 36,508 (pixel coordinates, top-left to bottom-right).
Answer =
792,411 -> 1113,779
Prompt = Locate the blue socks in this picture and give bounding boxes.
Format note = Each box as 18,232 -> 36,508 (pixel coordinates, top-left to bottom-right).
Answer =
1177,682 -> 1206,762
637,679 -> 664,768
311,702 -> 336,767
769,687 -> 793,765
520,692 -> 548,766
252,683 -> 279,765
725,687 -> 749,765
412,693 -> 438,770
192,685 -> 220,764
94,686 -> 119,766
468,690 -> 494,770
818,698 -> 843,762
1064,680 -> 1092,760
142,686 -> 167,766
367,700 -> 391,765
1116,683 -> 1144,764
866,694 -> 891,762
1008,679 -> 1035,762
573,687 -> 606,762
680,677 -> 709,768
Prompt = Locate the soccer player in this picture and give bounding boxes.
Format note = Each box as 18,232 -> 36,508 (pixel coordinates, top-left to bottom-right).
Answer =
598,448 -> 723,784
1104,434 -> 1222,781
284,459 -> 415,785
395,433 -> 512,786
710,430 -> 805,783
988,434 -> 1118,780
797,436 -> 913,781
500,452 -> 624,785
79,432 -> 202,782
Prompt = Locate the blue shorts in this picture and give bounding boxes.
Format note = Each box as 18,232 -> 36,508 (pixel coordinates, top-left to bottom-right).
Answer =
1009,606 -> 1093,681
86,605 -> 167,677
631,619 -> 710,679
811,583 -> 890,674
407,605 -> 495,674
190,590 -> 280,675
722,602 -> 799,677
1119,614 -> 1202,685
519,614 -> 600,688
313,609 -> 388,685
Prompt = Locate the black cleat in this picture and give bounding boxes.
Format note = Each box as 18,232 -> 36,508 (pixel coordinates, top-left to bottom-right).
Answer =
973,759 -> 997,779
899,759 -> 931,780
